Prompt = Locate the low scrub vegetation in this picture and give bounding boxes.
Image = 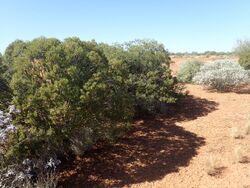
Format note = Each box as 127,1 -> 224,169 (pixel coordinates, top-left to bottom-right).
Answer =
205,155 -> 223,176
230,127 -> 244,139
193,61 -> 249,91
0,37 -> 181,186
234,147 -> 248,163
177,60 -> 204,83
245,122 -> 250,135
170,51 -> 234,57
235,39 -> 250,70
100,40 -> 181,114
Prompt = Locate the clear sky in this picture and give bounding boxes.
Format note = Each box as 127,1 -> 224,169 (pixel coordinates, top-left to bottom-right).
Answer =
0,0 -> 250,53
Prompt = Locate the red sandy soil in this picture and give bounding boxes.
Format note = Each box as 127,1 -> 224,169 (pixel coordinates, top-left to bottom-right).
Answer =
58,84 -> 250,188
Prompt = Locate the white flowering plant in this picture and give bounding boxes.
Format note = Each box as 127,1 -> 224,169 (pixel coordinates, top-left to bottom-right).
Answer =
0,103 -> 61,187
193,61 -> 250,91
0,157 -> 60,187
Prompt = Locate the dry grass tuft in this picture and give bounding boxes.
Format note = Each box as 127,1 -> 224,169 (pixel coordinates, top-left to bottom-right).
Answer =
231,127 -> 244,139
234,147 -> 249,163
244,122 -> 250,135
205,155 -> 225,176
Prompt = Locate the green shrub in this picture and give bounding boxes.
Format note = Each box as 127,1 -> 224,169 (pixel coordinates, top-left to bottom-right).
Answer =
238,49 -> 250,70
0,53 -> 12,109
100,39 -> 181,114
2,40 -> 27,82
177,61 -> 204,83
5,37 -> 134,160
235,40 -> 250,70
1,38 -> 181,165
193,61 -> 249,91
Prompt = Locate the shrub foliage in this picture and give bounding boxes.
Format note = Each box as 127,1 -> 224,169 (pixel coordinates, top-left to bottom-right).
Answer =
0,54 -> 12,109
0,38 -> 180,166
5,37 -> 135,160
100,39 -> 180,114
235,40 -> 250,70
177,61 -> 204,83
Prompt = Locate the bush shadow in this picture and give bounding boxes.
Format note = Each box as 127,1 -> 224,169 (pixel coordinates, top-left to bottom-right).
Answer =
58,95 -> 218,188
232,84 -> 250,94
204,84 -> 250,94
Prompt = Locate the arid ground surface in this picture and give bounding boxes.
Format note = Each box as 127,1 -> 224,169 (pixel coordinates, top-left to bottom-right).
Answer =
58,56 -> 250,188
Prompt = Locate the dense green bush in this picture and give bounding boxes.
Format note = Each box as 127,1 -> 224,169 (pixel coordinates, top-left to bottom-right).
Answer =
100,39 -> 181,114
235,40 -> 250,70
193,61 -> 249,91
177,61 -> 204,83
0,38 -> 180,168
3,37 -> 134,160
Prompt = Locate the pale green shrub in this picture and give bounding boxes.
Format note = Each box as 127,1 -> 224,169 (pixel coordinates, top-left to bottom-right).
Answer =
177,61 -> 204,83
235,39 -> 250,70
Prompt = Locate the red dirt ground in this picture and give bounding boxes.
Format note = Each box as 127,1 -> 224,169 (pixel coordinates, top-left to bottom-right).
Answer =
58,84 -> 250,188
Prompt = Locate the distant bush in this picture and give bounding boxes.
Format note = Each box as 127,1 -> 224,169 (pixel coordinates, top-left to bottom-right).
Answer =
177,61 -> 204,83
235,40 -> 250,70
193,61 -> 249,91
170,51 -> 234,57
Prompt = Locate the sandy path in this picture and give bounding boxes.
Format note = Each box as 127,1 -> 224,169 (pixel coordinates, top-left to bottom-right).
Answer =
131,85 -> 250,188
59,84 -> 250,188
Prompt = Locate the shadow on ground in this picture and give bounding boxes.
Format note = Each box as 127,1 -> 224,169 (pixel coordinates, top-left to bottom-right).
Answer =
205,84 -> 250,94
232,85 -> 250,94
58,95 -> 218,188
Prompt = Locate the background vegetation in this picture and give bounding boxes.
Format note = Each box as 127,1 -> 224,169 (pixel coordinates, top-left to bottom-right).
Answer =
235,39 -> 250,70
177,61 -> 204,83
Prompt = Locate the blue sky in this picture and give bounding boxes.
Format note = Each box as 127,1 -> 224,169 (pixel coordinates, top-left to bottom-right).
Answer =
0,0 -> 250,53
